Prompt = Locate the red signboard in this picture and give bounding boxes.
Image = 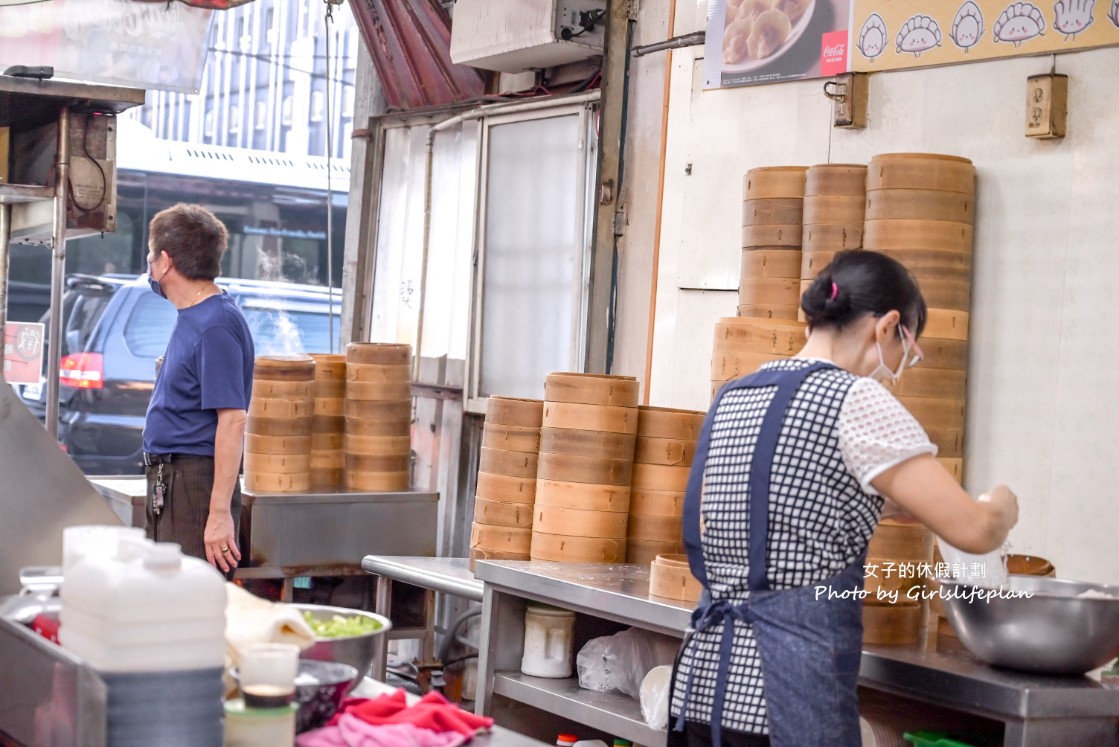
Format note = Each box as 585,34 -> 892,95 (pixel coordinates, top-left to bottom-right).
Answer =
4,322 -> 45,385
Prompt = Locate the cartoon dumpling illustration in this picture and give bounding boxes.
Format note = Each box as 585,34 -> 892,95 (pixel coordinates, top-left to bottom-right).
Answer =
858,13 -> 888,60
896,15 -> 943,57
1054,0 -> 1095,39
951,2 -> 985,51
993,2 -> 1046,45
1110,0 -> 1119,27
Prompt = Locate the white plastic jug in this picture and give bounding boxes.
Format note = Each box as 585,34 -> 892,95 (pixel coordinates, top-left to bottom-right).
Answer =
62,524 -> 144,574
520,604 -> 575,678
60,539 -> 227,672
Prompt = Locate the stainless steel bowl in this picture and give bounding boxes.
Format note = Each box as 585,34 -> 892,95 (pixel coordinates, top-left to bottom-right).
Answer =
940,575 -> 1119,675
293,604 -> 392,679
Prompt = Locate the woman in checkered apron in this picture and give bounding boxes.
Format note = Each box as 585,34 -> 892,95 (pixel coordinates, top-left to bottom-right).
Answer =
668,251 -> 1019,746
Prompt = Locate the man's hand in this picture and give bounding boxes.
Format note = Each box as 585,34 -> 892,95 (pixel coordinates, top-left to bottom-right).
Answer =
204,508 -> 240,573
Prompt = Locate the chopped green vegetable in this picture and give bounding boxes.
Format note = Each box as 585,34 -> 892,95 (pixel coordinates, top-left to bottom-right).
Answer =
302,611 -> 382,638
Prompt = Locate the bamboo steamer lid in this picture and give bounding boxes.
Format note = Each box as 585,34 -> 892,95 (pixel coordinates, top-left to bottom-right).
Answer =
741,224 -> 802,248
253,379 -> 314,398
923,309 -> 969,341
476,472 -> 536,505
478,447 -> 539,479
254,355 -> 315,381
925,426 -> 963,458
310,353 -> 346,378
626,539 -> 685,565
631,463 -> 691,492
896,396 -> 966,429
628,513 -> 683,542
913,338 -> 968,370
248,397 -> 312,420
740,248 -> 802,280
534,480 -> 630,512
803,195 -> 865,225
743,166 -> 807,200
741,198 -> 804,226
630,488 -> 685,517
245,433 -> 311,455
486,397 -> 544,428
711,350 -> 790,383
736,304 -> 800,321
347,363 -> 410,382
311,468 -> 344,489
345,433 -> 411,456
471,523 -> 532,554
346,342 -> 411,366
649,554 -> 702,602
312,379 -> 346,399
739,277 -> 801,307
347,380 -> 412,402
863,557 -> 927,598
544,372 -> 640,408
345,417 -> 411,438
482,423 -> 542,454
542,401 -> 638,435
530,532 -> 626,563
886,367 -> 967,400
802,223 -> 863,252
310,451 -> 344,469
867,153 -> 976,194
868,520 -> 934,562
474,497 -> 535,529
713,317 -> 805,356
345,470 -> 409,492
536,452 -> 633,486
345,453 -> 410,472
862,601 -> 926,645
939,458 -> 963,481
314,398 -> 345,417
246,415 -> 312,437
634,437 -> 695,467
245,472 -> 311,493
637,406 -> 705,440
534,505 -> 628,539
804,164 -> 867,196
244,452 -> 311,474
863,219 -> 973,253
539,427 -> 636,461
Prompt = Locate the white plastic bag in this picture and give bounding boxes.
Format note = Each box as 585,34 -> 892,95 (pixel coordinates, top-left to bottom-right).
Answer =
576,628 -> 678,700
639,664 -> 673,729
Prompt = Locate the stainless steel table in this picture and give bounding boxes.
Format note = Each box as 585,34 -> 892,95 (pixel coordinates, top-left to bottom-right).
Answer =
360,556 -> 484,680
473,560 -> 1119,747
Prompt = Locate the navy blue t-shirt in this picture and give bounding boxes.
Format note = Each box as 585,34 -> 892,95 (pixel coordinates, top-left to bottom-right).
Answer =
143,291 -> 255,456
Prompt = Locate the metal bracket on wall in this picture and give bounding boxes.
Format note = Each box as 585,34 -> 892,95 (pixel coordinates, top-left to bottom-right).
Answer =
613,206 -> 626,237
824,72 -> 869,129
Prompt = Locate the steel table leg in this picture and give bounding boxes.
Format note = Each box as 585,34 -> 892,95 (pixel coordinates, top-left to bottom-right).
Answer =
372,575 -> 393,680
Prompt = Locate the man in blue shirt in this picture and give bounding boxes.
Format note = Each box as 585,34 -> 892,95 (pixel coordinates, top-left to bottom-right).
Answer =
143,204 -> 254,579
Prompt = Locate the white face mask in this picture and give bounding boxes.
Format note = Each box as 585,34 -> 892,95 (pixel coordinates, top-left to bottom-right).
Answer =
868,334 -> 910,384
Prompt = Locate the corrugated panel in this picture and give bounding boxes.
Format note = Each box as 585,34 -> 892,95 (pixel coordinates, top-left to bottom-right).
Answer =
348,0 -> 486,110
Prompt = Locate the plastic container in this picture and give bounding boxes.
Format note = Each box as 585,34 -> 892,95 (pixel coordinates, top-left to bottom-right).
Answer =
224,698 -> 297,747
60,539 -> 227,672
521,603 -> 576,678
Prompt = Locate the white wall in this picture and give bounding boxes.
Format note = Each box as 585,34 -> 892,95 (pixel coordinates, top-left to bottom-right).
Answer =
620,0 -> 1119,583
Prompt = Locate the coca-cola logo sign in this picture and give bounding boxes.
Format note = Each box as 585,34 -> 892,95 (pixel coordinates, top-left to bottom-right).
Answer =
824,44 -> 847,58
820,30 -> 850,75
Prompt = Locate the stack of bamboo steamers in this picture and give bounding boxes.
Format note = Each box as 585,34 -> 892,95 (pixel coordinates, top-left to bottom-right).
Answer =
245,355 -> 317,492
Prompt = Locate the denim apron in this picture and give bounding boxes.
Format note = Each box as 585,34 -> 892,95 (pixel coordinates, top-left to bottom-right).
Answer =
668,362 -> 866,746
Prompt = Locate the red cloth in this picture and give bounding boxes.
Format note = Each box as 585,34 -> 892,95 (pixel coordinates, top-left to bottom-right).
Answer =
332,690 -> 493,737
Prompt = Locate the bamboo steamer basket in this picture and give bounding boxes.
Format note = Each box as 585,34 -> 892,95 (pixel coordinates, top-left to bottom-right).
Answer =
630,488 -> 685,517
865,189 -> 974,223
346,342 -> 410,366
252,379 -> 314,398
741,224 -> 803,248
863,219 -> 973,253
346,363 -> 410,382
541,401 -> 638,435
247,356 -> 315,492
471,523 -> 531,555
923,310 -> 969,341
530,532 -> 625,563
344,434 -> 411,456
244,433 -> 311,455
486,397 -> 544,428
649,554 -> 702,602
743,166 -> 807,200
800,249 -> 842,281
804,164 -> 867,197
534,480 -> 630,512
469,547 -> 531,571
802,223 -> 863,252
938,458 -> 963,481
867,153 -> 975,194
244,472 -> 312,493
253,354 -> 316,381
310,354 -> 346,490
925,426 -> 963,458
803,195 -> 865,225
913,338 -> 968,370
711,349 -> 793,385
534,505 -> 628,539
474,497 -> 535,529
895,397 -> 966,429
346,453 -> 410,472
476,472 -> 537,505
637,406 -> 705,440
874,248 -> 972,277
539,428 -> 636,461
482,423 -> 541,453
347,380 -> 412,401
627,513 -> 683,543
544,372 -> 639,408
246,415 -> 313,438
478,447 -> 539,479
863,601 -> 927,646
886,368 -> 967,400
713,317 -> 804,357
344,399 -> 411,421
248,397 -> 313,420
634,437 -> 694,467
627,539 -> 685,565
631,463 -> 690,492
344,368 -> 412,490
742,198 -> 803,226
536,452 -> 632,486
244,452 -> 311,475
740,248 -> 802,280
736,304 -> 800,321
344,471 -> 409,492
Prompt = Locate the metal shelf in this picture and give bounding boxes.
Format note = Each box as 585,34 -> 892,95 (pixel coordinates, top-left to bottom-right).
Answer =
0,183 -> 54,204
492,671 -> 667,747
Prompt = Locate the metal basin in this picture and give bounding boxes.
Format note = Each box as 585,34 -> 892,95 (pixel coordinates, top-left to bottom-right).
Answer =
940,575 -> 1119,675
293,604 -> 392,679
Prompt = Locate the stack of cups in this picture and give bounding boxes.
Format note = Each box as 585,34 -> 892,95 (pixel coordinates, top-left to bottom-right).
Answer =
710,316 -> 805,400
344,343 -> 412,492
626,407 -> 705,564
800,163 -> 867,285
738,166 -> 807,320
470,396 -> 544,567
309,354 -> 346,491
245,355 -> 315,493
531,373 -> 639,563
862,520 -> 933,645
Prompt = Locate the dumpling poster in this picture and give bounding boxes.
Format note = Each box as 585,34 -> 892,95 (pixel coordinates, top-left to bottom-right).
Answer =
851,0 -> 1119,73
704,0 -> 853,88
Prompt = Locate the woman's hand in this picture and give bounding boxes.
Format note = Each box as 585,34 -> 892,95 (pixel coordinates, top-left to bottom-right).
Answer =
978,484 -> 1019,540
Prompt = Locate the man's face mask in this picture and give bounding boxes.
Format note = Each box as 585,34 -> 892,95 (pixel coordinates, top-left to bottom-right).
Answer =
148,254 -> 166,299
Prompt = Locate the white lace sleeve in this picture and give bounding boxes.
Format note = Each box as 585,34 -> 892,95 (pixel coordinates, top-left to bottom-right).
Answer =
838,377 -> 937,495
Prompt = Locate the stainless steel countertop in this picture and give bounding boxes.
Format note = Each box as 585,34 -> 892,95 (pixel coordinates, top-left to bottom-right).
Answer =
361,556 -> 484,602
88,476 -> 440,507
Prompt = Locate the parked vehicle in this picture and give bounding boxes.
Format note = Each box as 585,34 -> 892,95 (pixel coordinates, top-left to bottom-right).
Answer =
16,274 -> 342,475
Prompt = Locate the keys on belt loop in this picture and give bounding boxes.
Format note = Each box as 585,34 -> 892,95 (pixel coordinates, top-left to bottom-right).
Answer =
153,462 -> 165,516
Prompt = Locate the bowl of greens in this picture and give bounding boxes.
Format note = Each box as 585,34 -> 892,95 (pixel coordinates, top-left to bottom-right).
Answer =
294,604 -> 392,682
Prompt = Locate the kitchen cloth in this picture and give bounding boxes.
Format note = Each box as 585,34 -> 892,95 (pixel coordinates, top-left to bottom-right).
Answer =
296,690 -> 493,747
225,582 -> 315,664
296,714 -> 466,747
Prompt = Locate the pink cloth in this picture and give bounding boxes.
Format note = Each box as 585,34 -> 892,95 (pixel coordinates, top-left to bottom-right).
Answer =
341,690 -> 494,737
296,714 -> 466,747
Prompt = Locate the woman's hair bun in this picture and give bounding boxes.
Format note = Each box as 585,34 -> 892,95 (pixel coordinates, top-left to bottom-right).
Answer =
798,250 -> 927,335
800,272 -> 851,326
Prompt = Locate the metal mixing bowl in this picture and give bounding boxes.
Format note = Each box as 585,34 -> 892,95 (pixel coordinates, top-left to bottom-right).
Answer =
939,575 -> 1119,675
293,604 -> 392,679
